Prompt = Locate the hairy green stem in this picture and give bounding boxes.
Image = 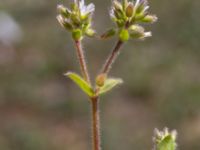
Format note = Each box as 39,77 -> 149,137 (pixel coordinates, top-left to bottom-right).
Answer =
101,40 -> 123,74
91,96 -> 101,150
74,40 -> 91,84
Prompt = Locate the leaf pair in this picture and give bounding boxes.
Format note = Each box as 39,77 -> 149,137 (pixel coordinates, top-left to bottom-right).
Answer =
65,72 -> 123,97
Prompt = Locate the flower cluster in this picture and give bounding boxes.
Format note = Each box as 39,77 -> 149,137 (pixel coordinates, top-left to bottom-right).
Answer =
57,0 -> 95,40
110,0 -> 157,41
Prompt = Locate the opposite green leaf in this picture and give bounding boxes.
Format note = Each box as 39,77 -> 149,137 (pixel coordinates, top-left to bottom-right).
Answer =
98,78 -> 123,95
65,72 -> 94,97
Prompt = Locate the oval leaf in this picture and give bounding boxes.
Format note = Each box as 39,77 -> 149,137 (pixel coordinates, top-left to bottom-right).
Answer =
65,72 -> 94,97
99,78 -> 123,95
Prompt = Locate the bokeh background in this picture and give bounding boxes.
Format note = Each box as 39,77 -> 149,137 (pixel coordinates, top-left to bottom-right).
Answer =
0,0 -> 200,150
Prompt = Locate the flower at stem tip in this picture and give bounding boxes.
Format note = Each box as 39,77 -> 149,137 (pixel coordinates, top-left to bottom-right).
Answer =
109,0 -> 157,41
57,0 -> 96,40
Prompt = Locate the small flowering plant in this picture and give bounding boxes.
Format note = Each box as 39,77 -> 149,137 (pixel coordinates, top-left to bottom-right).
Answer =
56,0 -> 177,150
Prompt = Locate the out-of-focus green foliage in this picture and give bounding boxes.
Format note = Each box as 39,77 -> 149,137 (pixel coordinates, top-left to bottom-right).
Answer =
0,0 -> 200,150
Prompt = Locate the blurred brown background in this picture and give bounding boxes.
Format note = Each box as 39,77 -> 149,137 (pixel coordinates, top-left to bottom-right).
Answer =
0,0 -> 200,150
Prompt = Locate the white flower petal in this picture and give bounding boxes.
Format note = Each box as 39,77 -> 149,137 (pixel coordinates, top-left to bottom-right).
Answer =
74,0 -> 78,5
135,0 -> 140,8
56,15 -> 65,26
86,3 -> 95,13
144,31 -> 152,37
79,0 -> 85,9
143,6 -> 149,12
109,9 -> 115,18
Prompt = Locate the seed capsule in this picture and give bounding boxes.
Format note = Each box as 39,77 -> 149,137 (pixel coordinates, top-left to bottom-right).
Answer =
126,3 -> 134,17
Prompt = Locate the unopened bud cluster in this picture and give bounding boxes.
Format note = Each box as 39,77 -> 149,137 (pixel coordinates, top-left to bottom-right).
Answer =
57,0 -> 95,40
110,0 -> 157,41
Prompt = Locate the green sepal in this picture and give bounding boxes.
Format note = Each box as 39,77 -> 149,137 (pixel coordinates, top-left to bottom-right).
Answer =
65,72 -> 95,97
98,78 -> 123,95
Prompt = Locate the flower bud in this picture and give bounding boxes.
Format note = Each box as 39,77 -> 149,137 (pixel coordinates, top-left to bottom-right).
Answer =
57,4 -> 70,18
136,0 -> 148,14
70,3 -> 78,12
96,74 -> 107,87
122,0 -> 128,10
63,21 -> 73,31
81,12 -> 90,21
72,29 -> 82,40
85,28 -> 96,37
57,15 -> 73,31
82,22 -> 91,32
101,28 -> 116,39
114,9 -> 124,20
116,19 -> 125,27
141,15 -> 158,23
113,0 -> 123,11
57,15 -> 65,26
126,3 -> 134,17
71,13 -> 81,26
134,12 -> 146,21
129,25 -> 150,39
129,25 -> 144,33
119,29 -> 129,42
131,31 -> 151,39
